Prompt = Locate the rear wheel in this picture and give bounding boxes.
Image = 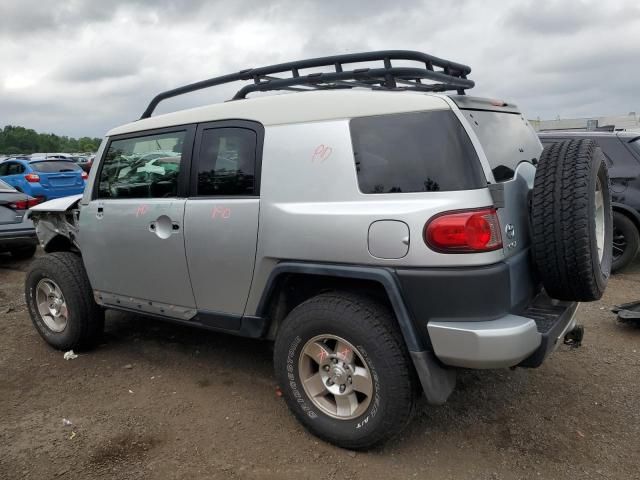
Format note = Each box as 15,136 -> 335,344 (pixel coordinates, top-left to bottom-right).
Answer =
611,211 -> 639,273
274,292 -> 417,450
25,252 -> 104,350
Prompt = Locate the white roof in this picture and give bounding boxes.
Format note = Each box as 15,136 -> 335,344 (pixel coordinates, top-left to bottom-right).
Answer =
108,90 -> 451,136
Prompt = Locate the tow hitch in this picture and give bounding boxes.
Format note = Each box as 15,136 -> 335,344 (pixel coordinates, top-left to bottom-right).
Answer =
563,325 -> 584,348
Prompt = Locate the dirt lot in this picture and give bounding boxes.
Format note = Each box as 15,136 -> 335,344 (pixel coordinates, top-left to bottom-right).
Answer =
1,252 -> 639,480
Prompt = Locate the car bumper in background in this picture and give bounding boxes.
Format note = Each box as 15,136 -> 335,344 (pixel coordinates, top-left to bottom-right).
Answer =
0,228 -> 38,249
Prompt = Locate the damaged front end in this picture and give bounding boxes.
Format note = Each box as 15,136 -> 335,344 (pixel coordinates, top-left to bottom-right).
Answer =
28,194 -> 83,253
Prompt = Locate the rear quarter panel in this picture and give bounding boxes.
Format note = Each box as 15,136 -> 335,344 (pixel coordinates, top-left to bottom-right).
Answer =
246,119 -> 501,313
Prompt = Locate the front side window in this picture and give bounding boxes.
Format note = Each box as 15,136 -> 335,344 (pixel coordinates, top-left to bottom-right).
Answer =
97,131 -> 186,199
350,111 -> 485,194
196,128 -> 257,196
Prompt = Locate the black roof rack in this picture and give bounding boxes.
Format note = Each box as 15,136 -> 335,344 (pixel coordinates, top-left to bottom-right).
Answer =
140,50 -> 474,119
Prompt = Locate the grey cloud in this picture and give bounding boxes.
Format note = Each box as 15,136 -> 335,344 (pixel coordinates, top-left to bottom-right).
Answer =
0,0 -> 638,138
54,51 -> 143,83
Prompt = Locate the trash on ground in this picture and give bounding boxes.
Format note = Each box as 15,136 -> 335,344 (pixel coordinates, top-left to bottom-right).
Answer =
123,364 -> 133,369
612,301 -> 640,322
69,431 -> 76,440
63,350 -> 78,360
62,418 -> 73,427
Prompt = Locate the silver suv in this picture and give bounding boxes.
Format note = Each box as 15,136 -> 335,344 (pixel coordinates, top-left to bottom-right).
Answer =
26,51 -> 612,449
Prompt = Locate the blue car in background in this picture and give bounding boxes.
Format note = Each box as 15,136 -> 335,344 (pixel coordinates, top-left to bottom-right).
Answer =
0,159 -> 87,201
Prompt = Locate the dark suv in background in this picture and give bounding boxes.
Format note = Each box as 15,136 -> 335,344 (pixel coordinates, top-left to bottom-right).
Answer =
539,132 -> 640,272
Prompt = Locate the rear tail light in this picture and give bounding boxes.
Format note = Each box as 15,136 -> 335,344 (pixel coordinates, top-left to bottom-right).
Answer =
8,197 -> 42,210
424,208 -> 502,253
81,171 -> 88,180
24,173 -> 40,183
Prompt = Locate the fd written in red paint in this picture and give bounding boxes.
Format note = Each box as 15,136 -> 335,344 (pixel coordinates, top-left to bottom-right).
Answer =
211,206 -> 231,219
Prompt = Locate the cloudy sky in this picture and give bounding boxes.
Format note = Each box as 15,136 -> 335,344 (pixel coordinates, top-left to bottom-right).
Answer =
1,0 -> 639,137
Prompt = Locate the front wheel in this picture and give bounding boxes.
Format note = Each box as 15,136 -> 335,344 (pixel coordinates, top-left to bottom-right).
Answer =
273,292 -> 417,450
25,252 -> 104,350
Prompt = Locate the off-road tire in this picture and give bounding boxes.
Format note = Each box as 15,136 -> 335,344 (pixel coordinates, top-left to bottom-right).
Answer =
531,139 -> 612,301
9,244 -> 37,259
274,292 -> 418,450
25,252 -> 104,350
611,211 -> 639,273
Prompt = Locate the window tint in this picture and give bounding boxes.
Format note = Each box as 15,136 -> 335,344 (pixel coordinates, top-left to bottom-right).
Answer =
462,110 -> 541,182
31,161 -> 81,173
0,163 -> 7,176
350,111 -> 485,194
196,128 -> 257,196
7,163 -> 25,175
629,138 -> 640,156
98,131 -> 186,199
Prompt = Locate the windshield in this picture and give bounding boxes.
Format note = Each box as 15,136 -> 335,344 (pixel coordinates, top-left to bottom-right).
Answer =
629,138 -> 640,156
31,161 -> 82,173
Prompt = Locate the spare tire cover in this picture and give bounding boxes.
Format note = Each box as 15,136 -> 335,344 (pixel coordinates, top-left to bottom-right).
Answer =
531,139 -> 612,301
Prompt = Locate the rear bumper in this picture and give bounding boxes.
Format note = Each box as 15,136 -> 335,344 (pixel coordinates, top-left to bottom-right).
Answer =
395,249 -> 579,369
0,228 -> 38,250
427,299 -> 578,368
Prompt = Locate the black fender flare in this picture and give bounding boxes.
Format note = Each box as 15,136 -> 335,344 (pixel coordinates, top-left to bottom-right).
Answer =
255,262 -> 456,404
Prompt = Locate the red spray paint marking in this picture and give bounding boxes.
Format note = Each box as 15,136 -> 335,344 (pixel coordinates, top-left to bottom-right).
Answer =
317,348 -> 328,362
135,204 -> 149,217
211,206 -> 231,220
339,348 -> 351,361
312,144 -> 332,163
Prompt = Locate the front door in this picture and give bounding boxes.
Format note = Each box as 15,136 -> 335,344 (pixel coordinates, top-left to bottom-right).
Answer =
79,127 -> 197,318
183,121 -> 263,325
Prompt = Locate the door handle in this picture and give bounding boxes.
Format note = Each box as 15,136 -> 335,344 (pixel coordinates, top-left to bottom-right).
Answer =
149,215 -> 178,239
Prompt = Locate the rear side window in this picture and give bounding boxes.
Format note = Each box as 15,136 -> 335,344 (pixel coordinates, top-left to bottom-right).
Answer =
195,128 -> 257,196
98,131 -> 186,199
350,111 -> 485,194
2,162 -> 25,175
461,110 -> 542,182
31,161 -> 81,173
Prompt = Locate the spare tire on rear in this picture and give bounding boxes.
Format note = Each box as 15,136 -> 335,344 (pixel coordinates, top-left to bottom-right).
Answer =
531,139 -> 612,301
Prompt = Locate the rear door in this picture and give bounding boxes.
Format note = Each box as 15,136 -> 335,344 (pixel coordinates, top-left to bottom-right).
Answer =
0,161 -> 26,190
459,108 -> 543,258
79,126 -> 197,317
183,121 -> 262,326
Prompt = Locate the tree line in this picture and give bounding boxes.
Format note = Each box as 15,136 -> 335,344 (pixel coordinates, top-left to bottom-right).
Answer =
0,125 -> 101,155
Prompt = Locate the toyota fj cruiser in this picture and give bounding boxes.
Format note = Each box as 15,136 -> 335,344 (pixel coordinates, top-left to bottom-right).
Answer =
26,51 -> 612,449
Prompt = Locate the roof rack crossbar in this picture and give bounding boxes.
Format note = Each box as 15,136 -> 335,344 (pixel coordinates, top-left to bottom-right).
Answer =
140,50 -> 474,119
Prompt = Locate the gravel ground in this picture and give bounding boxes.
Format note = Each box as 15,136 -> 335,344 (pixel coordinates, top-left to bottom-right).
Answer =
1,251 -> 639,480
